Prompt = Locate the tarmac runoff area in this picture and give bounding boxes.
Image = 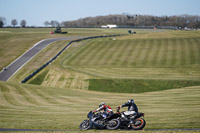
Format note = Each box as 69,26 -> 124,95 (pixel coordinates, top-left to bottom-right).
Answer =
0,37 -> 85,81
0,128 -> 200,131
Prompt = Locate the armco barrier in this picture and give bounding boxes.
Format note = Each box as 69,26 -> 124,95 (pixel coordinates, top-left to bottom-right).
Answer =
21,34 -> 125,83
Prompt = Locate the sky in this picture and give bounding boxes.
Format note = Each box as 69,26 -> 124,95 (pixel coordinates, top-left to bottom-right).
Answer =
0,0 -> 200,26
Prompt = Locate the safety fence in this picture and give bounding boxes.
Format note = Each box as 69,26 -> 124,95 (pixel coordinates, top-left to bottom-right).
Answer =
21,34 -> 124,83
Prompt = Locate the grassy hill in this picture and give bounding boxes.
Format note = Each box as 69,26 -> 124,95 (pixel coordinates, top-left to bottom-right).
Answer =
1,28 -> 200,131
0,28 -> 127,71
15,30 -> 200,91
0,81 -> 200,130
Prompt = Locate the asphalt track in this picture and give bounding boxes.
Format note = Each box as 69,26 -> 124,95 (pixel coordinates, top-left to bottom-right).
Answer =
0,128 -> 200,132
0,37 -> 84,81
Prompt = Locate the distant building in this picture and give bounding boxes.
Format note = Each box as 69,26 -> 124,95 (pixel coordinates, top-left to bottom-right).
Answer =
101,24 -> 117,28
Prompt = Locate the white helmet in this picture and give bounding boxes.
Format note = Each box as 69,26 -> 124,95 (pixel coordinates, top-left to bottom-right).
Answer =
99,102 -> 105,107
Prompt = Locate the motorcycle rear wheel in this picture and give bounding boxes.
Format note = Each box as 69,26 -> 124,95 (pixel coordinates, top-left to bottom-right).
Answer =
106,119 -> 121,130
131,118 -> 146,130
79,120 -> 91,130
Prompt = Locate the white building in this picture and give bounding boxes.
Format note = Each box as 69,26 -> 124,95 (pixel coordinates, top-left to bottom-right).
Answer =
101,24 -> 117,28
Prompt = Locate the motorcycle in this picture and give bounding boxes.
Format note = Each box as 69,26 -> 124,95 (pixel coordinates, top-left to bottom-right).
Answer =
79,111 -> 121,130
116,107 -> 146,130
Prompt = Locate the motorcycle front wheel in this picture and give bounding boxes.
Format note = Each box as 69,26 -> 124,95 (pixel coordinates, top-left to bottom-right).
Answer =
131,118 -> 146,130
79,120 -> 91,130
106,119 -> 121,130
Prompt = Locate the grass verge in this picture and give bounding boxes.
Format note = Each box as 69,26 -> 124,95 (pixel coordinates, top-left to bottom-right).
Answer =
88,79 -> 200,93
29,70 -> 49,85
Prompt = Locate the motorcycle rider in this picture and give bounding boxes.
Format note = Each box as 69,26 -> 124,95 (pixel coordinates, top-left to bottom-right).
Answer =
93,102 -> 113,118
118,99 -> 138,123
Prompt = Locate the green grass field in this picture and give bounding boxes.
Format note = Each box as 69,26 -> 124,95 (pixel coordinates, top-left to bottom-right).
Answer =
0,28 -> 200,132
0,28 -> 127,71
26,30 -> 200,90
88,79 -> 200,93
0,81 -> 200,130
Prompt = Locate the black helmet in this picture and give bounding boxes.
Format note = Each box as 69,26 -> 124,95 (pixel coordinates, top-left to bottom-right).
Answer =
99,102 -> 105,107
128,99 -> 134,104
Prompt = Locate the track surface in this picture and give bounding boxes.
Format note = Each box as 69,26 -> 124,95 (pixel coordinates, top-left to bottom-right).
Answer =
0,37 -> 84,81
0,128 -> 200,132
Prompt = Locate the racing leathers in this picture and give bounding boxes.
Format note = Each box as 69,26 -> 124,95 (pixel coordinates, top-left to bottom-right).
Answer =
93,105 -> 113,118
119,100 -> 138,122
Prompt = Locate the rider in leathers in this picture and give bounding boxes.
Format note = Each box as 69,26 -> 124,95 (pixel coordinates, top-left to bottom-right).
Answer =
93,102 -> 113,118
118,99 -> 138,123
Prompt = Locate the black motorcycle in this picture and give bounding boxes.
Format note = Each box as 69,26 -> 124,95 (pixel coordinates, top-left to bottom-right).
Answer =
116,107 -> 146,130
79,111 -> 121,130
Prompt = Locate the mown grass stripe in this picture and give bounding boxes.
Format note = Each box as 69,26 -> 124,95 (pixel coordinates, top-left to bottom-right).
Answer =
193,38 -> 200,64
105,41 -> 122,66
28,87 -> 59,104
137,40 -> 150,66
0,84 -> 20,106
116,41 -> 130,66
80,41 -> 105,66
166,39 -> 174,67
194,39 -> 200,64
88,41 -> 107,66
175,39 -> 181,66
91,41 -> 113,66
147,39 -> 159,66
184,39 -> 191,65
180,39 -> 186,66
67,41 -> 97,66
106,42 -> 123,66
142,39 -> 154,66
104,40 -> 124,66
154,39 -> 163,67
14,84 -> 42,105
129,40 -> 144,66
83,41 -> 104,66
19,85 -> 50,105
62,42 -> 89,66
7,85 -> 34,106
125,40 -> 139,67
188,39 -> 198,65
116,41 -> 131,66
180,39 -> 187,66
156,39 -> 166,67
0,84 -> 14,107
76,41 -> 100,66
69,74 -> 82,89
127,40 -> 140,66
163,39 -> 170,67
115,41 -> 129,66
123,40 -> 137,67
65,78 -> 73,89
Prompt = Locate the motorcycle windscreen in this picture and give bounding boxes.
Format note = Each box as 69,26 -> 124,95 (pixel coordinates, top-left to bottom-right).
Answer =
87,111 -> 94,118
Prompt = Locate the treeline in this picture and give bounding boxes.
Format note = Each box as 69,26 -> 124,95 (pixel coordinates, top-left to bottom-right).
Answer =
0,17 -> 27,28
62,14 -> 200,29
1,14 -> 200,29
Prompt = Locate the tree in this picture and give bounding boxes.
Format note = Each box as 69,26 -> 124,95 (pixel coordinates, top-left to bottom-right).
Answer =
50,20 -> 60,27
0,17 -> 6,28
11,19 -> 18,27
0,21 -> 3,28
20,20 -> 26,27
44,21 -> 50,27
